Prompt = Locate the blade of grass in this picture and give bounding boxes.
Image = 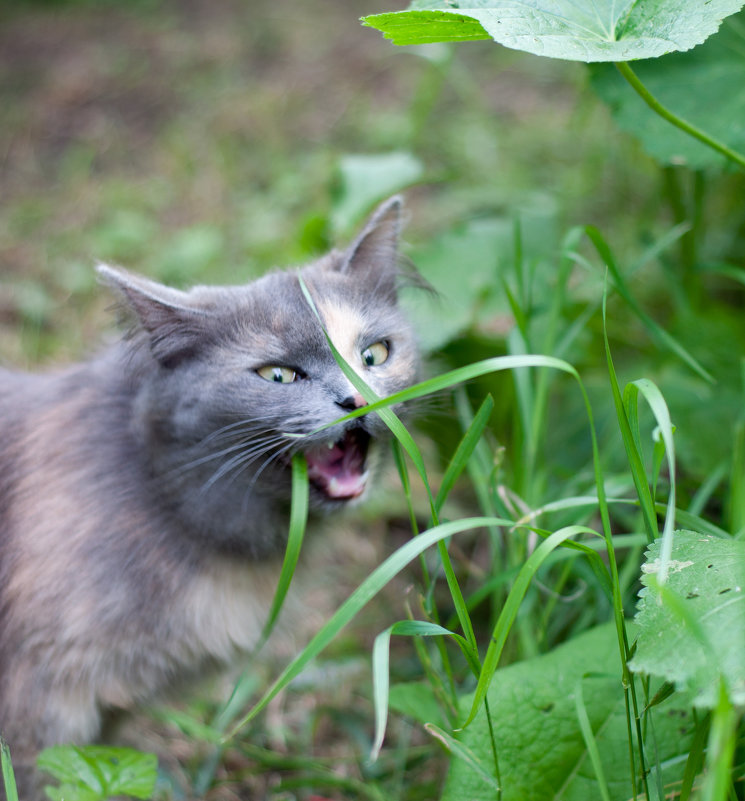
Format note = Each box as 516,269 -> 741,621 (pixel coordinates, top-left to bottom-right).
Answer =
223,515 -> 514,742
424,723 -> 500,792
297,274 -> 437,517
727,420 -> 745,535
462,524 -> 603,728
700,683 -> 738,801
259,452 -> 309,644
603,289 -> 659,544
575,676 -> 613,801
680,712 -> 709,801
392,438 -> 460,714
623,379 -> 677,583
1,739 -> 19,801
434,393 -> 494,515
371,620 -> 472,761
587,225 -> 714,384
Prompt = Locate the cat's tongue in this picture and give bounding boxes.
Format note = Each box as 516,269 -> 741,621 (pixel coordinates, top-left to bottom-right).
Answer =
306,429 -> 369,500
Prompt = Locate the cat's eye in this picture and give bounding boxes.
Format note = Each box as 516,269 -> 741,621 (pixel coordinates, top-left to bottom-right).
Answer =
257,365 -> 299,384
361,341 -> 389,367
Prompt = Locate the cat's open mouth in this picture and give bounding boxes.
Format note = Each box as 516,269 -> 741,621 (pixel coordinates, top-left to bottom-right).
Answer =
305,428 -> 371,500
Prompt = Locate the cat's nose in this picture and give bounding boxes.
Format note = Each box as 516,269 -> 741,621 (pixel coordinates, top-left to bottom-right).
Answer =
337,393 -> 367,411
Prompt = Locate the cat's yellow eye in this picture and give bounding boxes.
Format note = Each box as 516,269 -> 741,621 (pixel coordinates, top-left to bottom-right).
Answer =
257,365 -> 298,384
361,341 -> 389,367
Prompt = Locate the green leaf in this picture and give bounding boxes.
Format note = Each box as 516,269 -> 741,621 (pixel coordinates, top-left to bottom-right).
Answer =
442,623 -> 695,801
38,745 -> 157,801
590,12 -> 745,168
362,0 -> 745,63
630,530 -> 745,708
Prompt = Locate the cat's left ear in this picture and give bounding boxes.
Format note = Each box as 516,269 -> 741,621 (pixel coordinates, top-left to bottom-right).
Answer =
338,195 -> 402,296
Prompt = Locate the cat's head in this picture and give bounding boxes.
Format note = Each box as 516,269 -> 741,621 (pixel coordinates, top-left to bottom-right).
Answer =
98,196 -> 419,526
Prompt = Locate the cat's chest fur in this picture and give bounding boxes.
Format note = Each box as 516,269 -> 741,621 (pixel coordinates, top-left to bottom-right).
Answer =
0,196 -> 419,798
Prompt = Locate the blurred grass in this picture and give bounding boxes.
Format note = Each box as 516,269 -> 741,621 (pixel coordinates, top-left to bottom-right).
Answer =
0,0 -> 657,365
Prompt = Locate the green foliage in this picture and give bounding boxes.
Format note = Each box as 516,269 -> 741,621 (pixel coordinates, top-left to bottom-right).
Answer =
441,623 -> 696,801
590,11 -> 745,168
363,0 -> 745,61
631,531 -> 745,708
37,746 -> 157,801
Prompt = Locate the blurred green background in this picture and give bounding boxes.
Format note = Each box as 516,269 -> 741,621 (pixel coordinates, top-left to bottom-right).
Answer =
1,0 -> 657,365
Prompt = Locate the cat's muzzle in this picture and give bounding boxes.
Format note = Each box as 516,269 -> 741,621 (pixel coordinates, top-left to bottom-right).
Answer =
305,426 -> 371,500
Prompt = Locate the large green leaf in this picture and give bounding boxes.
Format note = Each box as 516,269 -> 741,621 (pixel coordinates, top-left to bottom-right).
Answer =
590,11 -> 745,168
630,530 -> 745,708
441,623 -> 694,801
363,0 -> 745,63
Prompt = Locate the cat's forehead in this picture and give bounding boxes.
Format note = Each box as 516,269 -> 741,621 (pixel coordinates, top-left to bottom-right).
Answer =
220,268 -> 392,360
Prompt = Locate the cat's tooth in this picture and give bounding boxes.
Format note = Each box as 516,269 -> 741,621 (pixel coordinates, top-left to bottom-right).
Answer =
326,440 -> 336,450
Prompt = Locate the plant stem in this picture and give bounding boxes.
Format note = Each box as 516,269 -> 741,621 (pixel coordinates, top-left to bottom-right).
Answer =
615,61 -> 745,171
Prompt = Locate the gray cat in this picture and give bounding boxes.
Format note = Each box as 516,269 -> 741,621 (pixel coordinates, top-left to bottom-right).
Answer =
0,196 -> 419,797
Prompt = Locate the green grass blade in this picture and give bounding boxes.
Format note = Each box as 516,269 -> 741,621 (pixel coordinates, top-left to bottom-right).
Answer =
727,420 -> 745,535
574,677 -> 613,801
624,379 -> 677,583
680,712 -> 709,801
371,620 -> 471,761
603,290 -> 659,544
586,225 -> 713,384
297,274 -> 438,518
1,739 -> 19,801
224,515 -> 514,742
434,393 -> 494,515
424,723 -> 500,792
260,452 -> 309,643
295,355 -> 584,438
463,525 -> 601,728
700,683 -> 738,801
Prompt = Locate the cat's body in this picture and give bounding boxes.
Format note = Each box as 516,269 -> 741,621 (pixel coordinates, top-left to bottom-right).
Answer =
0,197 -> 418,796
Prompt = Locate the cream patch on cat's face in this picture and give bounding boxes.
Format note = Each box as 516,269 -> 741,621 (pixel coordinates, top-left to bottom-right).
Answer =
317,299 -> 369,380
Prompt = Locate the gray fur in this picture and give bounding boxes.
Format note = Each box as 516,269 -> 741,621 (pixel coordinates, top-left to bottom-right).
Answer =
0,197 -> 418,798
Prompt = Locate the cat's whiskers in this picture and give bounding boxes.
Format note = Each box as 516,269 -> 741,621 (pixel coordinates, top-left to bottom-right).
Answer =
197,415 -> 286,447
170,431 -> 285,478
199,434 -> 293,495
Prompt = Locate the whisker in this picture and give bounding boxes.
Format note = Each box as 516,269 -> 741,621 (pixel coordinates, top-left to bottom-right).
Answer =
199,436 -> 292,494
171,433 -> 287,477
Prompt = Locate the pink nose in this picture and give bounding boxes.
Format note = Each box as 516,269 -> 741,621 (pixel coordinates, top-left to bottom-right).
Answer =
338,392 -> 368,411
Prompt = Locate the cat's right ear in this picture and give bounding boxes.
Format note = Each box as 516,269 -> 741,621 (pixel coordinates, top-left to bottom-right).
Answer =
97,265 -> 212,367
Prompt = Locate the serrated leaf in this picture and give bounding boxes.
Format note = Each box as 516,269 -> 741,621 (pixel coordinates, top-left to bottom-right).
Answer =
630,530 -> 745,708
441,623 -> 695,801
363,0 -> 745,63
590,11 -> 745,168
38,745 -> 157,801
